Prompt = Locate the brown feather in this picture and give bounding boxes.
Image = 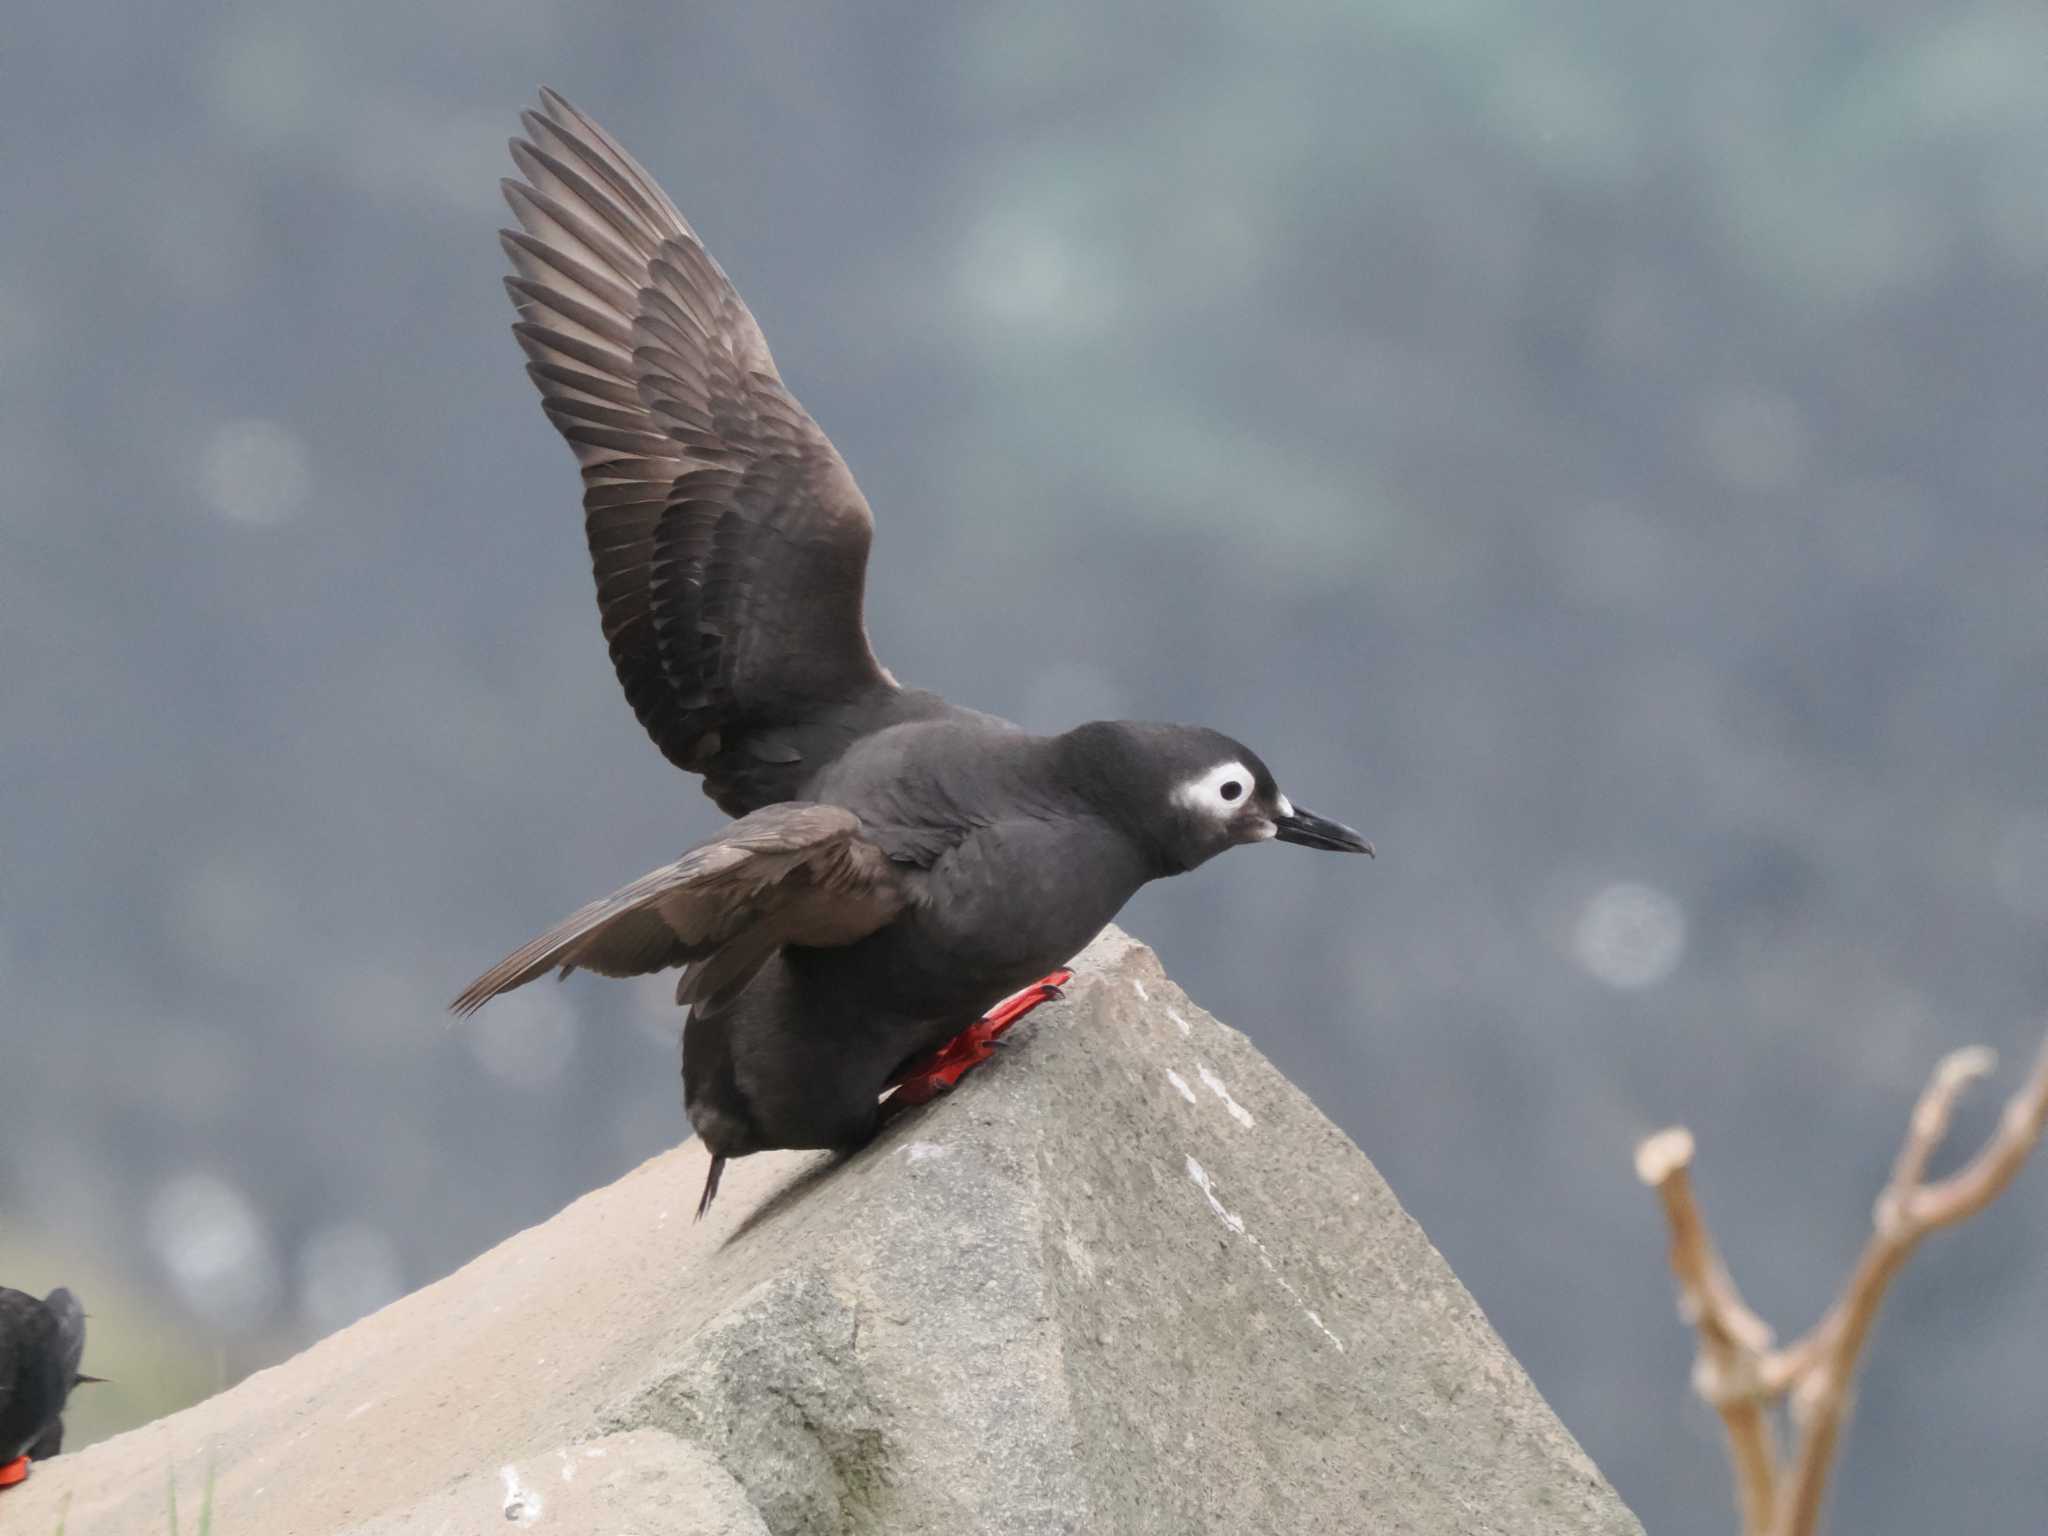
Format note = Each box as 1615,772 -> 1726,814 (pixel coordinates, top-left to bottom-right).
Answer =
450,804 -> 907,1018
500,90 -> 894,807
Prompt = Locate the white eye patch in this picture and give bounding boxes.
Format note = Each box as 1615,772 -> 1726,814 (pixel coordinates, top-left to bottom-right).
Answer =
1172,760 -> 1258,819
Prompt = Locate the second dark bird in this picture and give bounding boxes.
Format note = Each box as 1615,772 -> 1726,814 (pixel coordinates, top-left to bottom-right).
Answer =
0,1286 -> 96,1487
455,91 -> 1374,1214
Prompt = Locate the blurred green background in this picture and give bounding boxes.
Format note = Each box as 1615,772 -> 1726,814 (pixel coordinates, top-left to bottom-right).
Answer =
4,3 -> 2046,1530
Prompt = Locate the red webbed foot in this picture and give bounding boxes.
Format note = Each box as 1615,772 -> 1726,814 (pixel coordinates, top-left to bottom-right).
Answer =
0,1456 -> 28,1488
885,969 -> 1073,1107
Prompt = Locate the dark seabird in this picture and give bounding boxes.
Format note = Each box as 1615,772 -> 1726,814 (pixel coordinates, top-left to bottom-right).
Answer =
456,91 -> 1373,1215
0,1286 -> 96,1486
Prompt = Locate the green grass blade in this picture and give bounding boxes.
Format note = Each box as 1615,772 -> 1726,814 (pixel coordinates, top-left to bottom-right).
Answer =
197,1457 -> 216,1536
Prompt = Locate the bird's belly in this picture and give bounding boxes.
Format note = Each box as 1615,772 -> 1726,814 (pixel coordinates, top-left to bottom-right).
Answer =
685,821 -> 1150,1155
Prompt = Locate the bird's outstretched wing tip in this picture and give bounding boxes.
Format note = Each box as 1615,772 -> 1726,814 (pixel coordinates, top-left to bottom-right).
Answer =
448,983 -> 494,1019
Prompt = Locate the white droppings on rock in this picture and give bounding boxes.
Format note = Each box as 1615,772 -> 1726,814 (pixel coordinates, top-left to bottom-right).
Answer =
1197,1063 -> 1255,1128
905,1141 -> 949,1163
1061,1229 -> 1098,1283
1184,1156 -> 1343,1352
1131,978 -> 1149,1001
1167,1008 -> 1193,1037
343,1400 -> 374,1421
1184,1156 -> 1245,1235
500,1463 -> 542,1524
1165,1069 -> 1198,1105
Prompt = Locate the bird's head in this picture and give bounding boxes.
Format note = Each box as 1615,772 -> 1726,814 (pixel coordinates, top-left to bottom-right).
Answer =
1064,722 -> 1373,874
43,1288 -> 88,1383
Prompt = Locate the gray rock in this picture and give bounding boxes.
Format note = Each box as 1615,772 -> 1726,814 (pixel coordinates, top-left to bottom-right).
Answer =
340,1429 -> 770,1536
6,928 -> 1640,1535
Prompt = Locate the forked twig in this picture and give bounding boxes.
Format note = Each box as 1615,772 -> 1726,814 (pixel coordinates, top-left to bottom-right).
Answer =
1635,1030 -> 2048,1536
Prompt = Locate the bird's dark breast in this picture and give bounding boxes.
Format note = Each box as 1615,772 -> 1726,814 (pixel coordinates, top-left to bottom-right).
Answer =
683,815 -> 1150,1156
822,816 -> 1151,1025
800,718 -> 1151,1021
0,1319 -> 61,1462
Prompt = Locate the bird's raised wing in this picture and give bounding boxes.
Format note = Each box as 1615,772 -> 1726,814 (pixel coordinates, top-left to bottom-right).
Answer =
500,90 -> 895,812
451,803 -> 907,1020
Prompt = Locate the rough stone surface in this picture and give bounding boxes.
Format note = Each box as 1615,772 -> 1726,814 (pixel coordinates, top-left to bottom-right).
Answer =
340,1429 -> 770,1536
6,929 -> 1642,1535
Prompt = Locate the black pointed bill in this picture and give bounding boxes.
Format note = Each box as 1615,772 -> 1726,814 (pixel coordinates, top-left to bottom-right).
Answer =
1273,807 -> 1374,855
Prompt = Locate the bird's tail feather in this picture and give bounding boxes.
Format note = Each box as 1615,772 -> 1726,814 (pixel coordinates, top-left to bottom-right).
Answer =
695,1154 -> 727,1220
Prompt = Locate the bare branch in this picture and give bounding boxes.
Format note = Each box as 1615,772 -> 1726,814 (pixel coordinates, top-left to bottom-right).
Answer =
1634,1127 -> 1778,1535
1774,1033 -> 2048,1536
1882,1045 -> 1997,1229
1639,1028 -> 2048,1536
1906,1036 -> 2048,1230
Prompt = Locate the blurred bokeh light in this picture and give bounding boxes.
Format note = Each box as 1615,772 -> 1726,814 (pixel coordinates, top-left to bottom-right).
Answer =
1572,882 -> 1688,991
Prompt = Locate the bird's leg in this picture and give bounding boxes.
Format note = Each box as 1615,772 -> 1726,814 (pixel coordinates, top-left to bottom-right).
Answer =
0,1456 -> 27,1487
885,970 -> 1073,1107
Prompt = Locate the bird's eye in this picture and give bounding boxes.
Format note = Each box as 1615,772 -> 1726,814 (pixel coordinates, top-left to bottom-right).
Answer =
1219,780 -> 1243,802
